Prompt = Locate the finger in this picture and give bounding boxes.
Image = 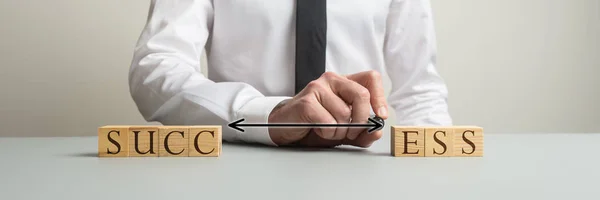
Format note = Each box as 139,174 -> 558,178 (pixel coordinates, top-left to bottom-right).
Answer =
301,94 -> 338,140
316,88 -> 352,140
321,72 -> 371,140
294,130 -> 344,148
346,70 -> 389,119
346,129 -> 384,148
336,81 -> 370,140
275,127 -> 309,145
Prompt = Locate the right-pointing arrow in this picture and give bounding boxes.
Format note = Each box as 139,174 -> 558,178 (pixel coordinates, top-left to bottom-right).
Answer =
228,116 -> 384,133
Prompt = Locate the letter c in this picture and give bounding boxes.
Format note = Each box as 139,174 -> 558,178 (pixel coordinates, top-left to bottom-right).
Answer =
194,130 -> 215,155
164,131 -> 185,155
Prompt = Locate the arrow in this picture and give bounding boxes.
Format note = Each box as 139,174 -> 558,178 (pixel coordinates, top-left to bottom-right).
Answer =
228,116 -> 384,133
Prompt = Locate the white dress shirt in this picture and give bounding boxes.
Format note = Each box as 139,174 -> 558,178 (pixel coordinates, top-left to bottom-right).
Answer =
129,0 -> 453,146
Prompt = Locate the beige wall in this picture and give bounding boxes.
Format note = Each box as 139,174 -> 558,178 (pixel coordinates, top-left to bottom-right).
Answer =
0,0 -> 598,137
432,0 -> 600,133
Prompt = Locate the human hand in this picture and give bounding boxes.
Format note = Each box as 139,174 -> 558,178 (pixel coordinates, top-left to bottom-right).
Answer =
268,71 -> 388,147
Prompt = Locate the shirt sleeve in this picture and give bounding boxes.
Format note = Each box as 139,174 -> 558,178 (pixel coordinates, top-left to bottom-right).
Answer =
128,0 -> 290,146
383,0 -> 453,126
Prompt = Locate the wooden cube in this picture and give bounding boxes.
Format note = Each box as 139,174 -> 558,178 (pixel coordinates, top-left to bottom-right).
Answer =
425,127 -> 454,157
188,126 -> 221,157
391,126 -> 425,157
158,126 -> 189,157
128,126 -> 159,157
98,126 -> 130,157
453,126 -> 484,157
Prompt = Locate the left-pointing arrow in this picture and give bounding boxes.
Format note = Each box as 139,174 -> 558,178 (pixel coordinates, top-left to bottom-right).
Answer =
228,116 -> 384,133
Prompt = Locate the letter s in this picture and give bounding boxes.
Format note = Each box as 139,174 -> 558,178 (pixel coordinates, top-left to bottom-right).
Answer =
462,130 -> 476,154
107,130 -> 121,154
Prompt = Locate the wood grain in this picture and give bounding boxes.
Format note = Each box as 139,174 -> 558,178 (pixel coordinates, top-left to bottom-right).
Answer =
425,127 -> 454,157
98,126 -> 130,157
391,126 -> 425,157
158,126 -> 189,157
453,126 -> 484,157
128,126 -> 159,157
188,126 -> 221,157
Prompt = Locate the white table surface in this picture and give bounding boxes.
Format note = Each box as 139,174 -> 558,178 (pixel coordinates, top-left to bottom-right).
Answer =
1,132 -> 599,200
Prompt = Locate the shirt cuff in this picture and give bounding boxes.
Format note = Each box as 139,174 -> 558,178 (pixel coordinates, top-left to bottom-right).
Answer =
236,96 -> 292,146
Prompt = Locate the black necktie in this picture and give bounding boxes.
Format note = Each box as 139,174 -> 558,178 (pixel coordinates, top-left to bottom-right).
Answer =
295,0 -> 327,94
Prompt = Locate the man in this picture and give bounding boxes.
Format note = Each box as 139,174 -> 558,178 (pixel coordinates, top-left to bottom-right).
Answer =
128,0 -> 452,148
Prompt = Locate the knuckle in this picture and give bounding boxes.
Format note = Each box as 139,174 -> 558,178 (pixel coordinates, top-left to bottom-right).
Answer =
321,71 -> 338,79
367,70 -> 382,80
358,88 -> 371,100
306,80 -> 325,91
340,107 -> 351,120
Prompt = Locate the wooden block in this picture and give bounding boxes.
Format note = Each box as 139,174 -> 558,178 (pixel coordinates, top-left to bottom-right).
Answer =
425,127 -> 454,157
390,127 -> 396,155
188,126 -> 221,157
391,126 -> 425,157
453,126 -> 484,157
128,126 -> 159,157
158,126 -> 189,157
98,126 -> 130,157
